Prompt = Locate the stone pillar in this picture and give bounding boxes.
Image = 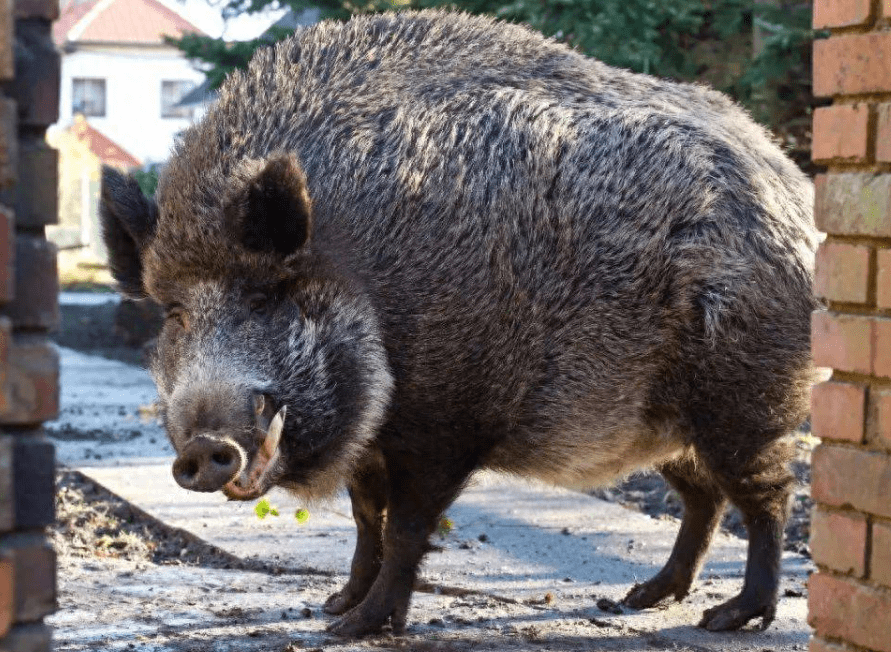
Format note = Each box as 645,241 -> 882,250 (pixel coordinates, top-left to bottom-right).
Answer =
809,0 -> 891,650
0,0 -> 60,649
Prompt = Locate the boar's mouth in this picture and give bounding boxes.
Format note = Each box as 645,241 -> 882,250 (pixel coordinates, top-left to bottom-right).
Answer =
221,404 -> 287,501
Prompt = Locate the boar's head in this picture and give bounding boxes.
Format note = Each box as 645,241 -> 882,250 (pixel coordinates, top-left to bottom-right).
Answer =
99,154 -> 393,502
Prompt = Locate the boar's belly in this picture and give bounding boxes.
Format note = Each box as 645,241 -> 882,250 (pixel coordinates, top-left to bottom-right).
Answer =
484,423 -> 686,492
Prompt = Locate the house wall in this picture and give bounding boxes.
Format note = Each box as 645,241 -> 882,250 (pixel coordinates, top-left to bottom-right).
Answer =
57,44 -> 205,163
809,0 -> 891,650
0,0 -> 60,649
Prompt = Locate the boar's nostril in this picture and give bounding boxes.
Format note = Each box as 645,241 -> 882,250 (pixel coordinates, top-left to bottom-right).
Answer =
211,450 -> 234,467
172,438 -> 242,493
177,458 -> 199,480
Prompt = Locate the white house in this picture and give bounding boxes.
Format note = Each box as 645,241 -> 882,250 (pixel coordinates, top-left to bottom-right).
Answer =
53,0 -> 207,164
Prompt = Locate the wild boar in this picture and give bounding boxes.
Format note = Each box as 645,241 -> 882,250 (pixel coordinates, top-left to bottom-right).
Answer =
100,10 -> 818,637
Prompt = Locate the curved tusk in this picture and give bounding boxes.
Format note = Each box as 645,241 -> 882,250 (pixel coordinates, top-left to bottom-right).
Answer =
261,405 -> 286,459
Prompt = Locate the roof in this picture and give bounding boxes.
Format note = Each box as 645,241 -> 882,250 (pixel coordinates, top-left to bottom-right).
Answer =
54,0 -> 204,47
69,115 -> 142,169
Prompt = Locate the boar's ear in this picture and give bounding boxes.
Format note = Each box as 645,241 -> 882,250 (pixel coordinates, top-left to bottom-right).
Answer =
225,154 -> 313,257
99,166 -> 158,299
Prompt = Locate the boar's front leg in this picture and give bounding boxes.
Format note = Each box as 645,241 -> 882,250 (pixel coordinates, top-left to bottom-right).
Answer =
327,450 -> 475,637
324,455 -> 388,615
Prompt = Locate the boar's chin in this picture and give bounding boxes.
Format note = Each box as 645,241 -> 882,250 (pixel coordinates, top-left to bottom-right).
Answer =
276,428 -> 378,504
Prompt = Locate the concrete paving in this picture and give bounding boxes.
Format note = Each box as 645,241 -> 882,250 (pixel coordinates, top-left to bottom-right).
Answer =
46,346 -> 813,652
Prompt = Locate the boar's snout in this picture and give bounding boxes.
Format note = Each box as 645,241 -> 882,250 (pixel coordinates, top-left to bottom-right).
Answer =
172,436 -> 243,492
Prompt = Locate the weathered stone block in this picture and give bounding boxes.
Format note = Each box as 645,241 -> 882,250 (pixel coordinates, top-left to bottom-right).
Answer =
0,207 -> 13,303
6,19 -> 59,128
0,551 -> 11,638
0,0 -> 12,81
0,535 -> 55,624
11,437 -> 53,530
0,336 -> 58,425
0,139 -> 57,227
815,173 -> 891,238
0,433 -> 12,533
0,98 -> 16,189
14,0 -> 59,20
1,236 -> 57,331
0,623 -> 51,652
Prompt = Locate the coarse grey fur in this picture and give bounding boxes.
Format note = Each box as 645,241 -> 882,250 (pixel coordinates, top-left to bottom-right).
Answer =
100,9 -> 818,639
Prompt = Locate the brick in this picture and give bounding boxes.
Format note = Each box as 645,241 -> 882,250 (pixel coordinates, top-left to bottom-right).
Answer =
878,105 -> 891,164
813,0 -> 872,28
0,434 -> 12,533
0,623 -> 51,652
0,207 -> 13,302
814,32 -> 891,97
14,0 -> 59,20
0,336 -> 59,425
812,444 -> 891,518
11,437 -> 53,530
810,508 -> 867,576
874,317 -> 891,378
0,535 -> 55,623
873,520 -> 891,587
812,105 -> 870,162
878,249 -> 891,309
814,241 -> 870,303
0,553 -> 11,638
811,310 -> 872,374
811,380 -> 865,442
1,236 -> 58,331
815,173 -> 891,238
6,20 -> 59,128
0,0 -> 12,81
870,388 -> 891,450
0,98 -> 16,189
809,572 -> 891,652
0,139 -> 57,227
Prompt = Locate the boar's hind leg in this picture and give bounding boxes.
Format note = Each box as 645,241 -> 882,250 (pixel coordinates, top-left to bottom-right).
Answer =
328,451 -> 475,637
324,456 -> 388,615
697,436 -> 793,631
623,457 -> 726,609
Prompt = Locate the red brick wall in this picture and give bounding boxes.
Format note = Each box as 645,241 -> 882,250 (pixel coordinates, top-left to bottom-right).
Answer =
810,1 -> 891,650
0,0 -> 60,649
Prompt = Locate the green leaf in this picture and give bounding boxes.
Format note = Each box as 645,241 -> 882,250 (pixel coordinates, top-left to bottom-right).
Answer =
295,508 -> 310,524
255,498 -> 280,519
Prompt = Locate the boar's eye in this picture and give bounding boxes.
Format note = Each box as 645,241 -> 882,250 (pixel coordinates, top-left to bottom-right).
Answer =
166,306 -> 189,331
248,293 -> 269,316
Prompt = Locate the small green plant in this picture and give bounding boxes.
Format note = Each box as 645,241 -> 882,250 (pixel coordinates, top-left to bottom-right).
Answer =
254,498 -> 280,519
295,508 -> 310,524
437,516 -> 453,538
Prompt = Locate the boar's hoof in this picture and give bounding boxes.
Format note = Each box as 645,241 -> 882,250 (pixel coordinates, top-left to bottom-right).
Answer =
323,590 -> 363,615
173,437 -> 242,492
622,573 -> 691,609
697,592 -> 776,632
327,604 -> 404,638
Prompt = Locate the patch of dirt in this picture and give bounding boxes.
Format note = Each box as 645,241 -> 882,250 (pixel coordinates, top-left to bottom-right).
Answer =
51,468 -> 326,576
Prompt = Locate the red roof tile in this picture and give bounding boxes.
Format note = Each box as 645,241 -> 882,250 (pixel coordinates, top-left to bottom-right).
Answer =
54,0 -> 100,47
70,116 -> 142,169
56,0 -> 204,47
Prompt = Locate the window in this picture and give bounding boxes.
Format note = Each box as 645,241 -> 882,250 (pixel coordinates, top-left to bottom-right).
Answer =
72,78 -> 106,117
161,80 -> 197,119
